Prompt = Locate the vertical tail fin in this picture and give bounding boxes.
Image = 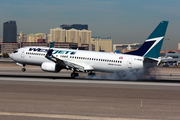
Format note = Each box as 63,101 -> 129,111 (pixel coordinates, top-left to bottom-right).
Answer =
125,21 -> 169,59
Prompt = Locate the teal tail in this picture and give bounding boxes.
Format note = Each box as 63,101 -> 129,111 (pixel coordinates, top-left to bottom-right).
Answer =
125,21 -> 169,59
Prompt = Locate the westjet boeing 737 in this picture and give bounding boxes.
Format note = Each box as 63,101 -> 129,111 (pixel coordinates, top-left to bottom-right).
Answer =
10,21 -> 169,78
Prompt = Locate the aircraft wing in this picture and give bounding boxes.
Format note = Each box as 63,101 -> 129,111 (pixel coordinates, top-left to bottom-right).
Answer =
45,41 -> 94,72
51,54 -> 94,72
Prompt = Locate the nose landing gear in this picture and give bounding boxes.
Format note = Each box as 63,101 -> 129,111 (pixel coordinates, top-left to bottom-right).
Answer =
21,64 -> 26,72
21,68 -> 26,72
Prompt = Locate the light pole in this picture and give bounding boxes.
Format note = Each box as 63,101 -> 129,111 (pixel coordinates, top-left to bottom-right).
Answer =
2,47 -> 4,60
165,39 -> 170,52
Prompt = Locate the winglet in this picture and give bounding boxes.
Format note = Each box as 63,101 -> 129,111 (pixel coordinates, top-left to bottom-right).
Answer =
50,41 -> 55,48
47,49 -> 54,60
45,41 -> 55,60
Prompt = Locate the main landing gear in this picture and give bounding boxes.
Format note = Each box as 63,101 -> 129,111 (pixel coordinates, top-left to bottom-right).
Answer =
21,64 -> 26,72
88,72 -> 96,77
71,71 -> 96,78
71,72 -> 79,78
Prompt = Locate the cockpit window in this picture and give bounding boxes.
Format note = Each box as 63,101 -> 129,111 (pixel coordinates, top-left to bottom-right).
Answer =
13,51 -> 18,53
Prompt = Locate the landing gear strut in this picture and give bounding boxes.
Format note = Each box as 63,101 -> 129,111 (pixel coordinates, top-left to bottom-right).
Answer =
21,64 -> 26,72
88,71 -> 96,77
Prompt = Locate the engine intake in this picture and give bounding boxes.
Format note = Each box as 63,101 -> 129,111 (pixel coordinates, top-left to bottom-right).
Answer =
41,62 -> 61,72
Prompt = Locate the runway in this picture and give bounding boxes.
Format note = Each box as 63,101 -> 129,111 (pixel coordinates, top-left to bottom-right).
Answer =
0,63 -> 180,119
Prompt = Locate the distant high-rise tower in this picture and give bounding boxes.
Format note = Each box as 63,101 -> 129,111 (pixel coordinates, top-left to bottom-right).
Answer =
3,21 -> 17,43
60,24 -> 88,30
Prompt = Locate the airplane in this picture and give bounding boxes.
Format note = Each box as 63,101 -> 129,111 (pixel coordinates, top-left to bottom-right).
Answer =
158,57 -> 180,66
10,21 -> 169,78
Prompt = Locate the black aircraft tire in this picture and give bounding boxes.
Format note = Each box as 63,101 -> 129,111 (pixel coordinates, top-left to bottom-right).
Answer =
21,68 -> 26,72
71,73 -> 79,78
88,73 -> 96,77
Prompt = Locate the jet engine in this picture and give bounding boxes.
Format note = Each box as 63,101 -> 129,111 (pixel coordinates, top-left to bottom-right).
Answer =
41,62 -> 61,72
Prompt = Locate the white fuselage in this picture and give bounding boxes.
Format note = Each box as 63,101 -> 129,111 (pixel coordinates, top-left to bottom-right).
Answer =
10,46 -> 144,72
53,48 -> 144,72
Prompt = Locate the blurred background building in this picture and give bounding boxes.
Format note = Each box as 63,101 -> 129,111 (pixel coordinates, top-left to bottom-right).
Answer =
0,42 -> 19,54
91,37 -> 112,52
27,33 -> 46,42
3,21 -> 17,43
1,21 -> 112,55
66,28 -> 80,43
113,43 -> 142,53
60,24 -> 88,30
17,31 -> 27,43
50,28 -> 65,42
80,29 -> 91,44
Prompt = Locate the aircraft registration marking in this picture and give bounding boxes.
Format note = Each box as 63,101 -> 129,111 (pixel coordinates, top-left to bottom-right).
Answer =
108,63 -> 121,66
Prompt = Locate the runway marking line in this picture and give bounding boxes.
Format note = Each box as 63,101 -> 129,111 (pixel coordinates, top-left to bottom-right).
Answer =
1,77 -> 180,87
0,66 -> 40,69
0,111 -> 153,120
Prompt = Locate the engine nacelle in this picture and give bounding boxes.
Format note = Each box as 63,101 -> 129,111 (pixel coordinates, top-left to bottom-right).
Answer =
41,62 -> 61,72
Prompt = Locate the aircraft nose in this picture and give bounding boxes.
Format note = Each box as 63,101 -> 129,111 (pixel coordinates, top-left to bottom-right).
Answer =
9,53 -> 13,59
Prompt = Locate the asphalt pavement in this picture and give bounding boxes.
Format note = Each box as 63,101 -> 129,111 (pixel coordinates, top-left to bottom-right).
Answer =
0,63 -> 180,120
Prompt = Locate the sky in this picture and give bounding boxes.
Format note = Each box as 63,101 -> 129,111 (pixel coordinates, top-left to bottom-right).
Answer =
0,0 -> 180,50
